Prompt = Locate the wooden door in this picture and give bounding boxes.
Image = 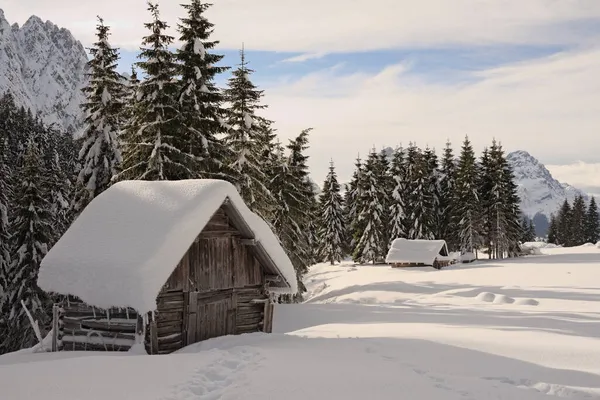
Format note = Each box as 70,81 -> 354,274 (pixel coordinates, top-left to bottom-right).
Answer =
186,291 -> 236,345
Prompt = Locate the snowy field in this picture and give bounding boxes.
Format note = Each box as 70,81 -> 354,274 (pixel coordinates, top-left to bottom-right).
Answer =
2,245 -> 600,399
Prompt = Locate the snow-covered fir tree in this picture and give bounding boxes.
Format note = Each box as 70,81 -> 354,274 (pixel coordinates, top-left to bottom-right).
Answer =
223,49 -> 274,218
497,147 -> 523,257
556,199 -> 572,246
176,0 -> 232,180
585,197 -> 600,244
438,141 -> 457,249
72,17 -> 126,215
345,157 -> 366,260
547,214 -> 558,244
354,150 -> 386,264
570,195 -> 587,245
404,143 -> 426,240
485,140 -> 521,258
270,130 -> 315,299
422,146 -> 440,239
375,149 -> 392,254
521,217 -> 536,243
0,138 -> 11,308
1,139 -> 52,354
453,136 -> 480,254
318,161 -> 346,265
388,147 -> 407,242
118,2 -> 190,181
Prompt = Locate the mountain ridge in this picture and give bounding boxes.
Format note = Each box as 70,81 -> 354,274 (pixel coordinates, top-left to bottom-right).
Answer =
0,9 -> 88,133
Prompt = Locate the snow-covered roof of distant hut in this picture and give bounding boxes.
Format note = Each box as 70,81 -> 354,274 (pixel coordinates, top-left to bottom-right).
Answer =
385,239 -> 450,265
38,179 -> 297,313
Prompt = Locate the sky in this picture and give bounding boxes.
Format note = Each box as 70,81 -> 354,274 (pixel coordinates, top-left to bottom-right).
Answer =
3,0 -> 600,186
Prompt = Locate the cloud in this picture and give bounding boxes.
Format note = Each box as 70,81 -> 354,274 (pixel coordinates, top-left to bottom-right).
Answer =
3,1 -> 600,51
281,52 -> 328,63
259,47 -> 600,183
546,162 -> 600,197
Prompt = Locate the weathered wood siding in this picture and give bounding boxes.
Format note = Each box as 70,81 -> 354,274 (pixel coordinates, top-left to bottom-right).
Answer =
149,207 -> 270,354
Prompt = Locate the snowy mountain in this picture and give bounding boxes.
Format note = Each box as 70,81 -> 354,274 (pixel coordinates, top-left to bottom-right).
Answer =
0,9 -> 88,133
507,150 -> 588,235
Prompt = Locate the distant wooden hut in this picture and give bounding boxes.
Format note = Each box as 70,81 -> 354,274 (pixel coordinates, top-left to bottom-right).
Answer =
386,239 -> 454,269
38,180 -> 297,355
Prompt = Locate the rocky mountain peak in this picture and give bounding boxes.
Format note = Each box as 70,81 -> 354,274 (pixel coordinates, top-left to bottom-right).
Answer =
0,9 -> 88,134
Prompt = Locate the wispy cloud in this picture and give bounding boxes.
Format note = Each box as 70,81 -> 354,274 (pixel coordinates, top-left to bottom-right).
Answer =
547,162 -> 600,197
3,0 -> 600,51
281,52 -> 328,63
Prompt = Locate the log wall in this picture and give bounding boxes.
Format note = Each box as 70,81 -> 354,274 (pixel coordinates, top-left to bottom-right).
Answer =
59,298 -> 139,352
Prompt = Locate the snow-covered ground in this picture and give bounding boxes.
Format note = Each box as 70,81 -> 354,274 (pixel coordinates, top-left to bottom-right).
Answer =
2,246 -> 600,399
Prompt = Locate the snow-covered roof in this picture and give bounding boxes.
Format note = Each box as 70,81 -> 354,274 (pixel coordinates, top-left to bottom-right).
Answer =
385,239 -> 449,265
38,179 -> 297,313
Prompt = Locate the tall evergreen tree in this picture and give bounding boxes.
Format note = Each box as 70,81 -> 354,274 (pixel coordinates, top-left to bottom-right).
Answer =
404,143 -> 426,239
118,2 -> 189,181
344,157 -> 365,258
270,129 -> 315,299
570,195 -> 587,246
477,148 -> 494,257
354,150 -> 386,263
223,49 -> 274,218
495,141 -> 522,257
547,214 -> 558,244
176,0 -> 232,180
318,161 -> 346,265
375,149 -> 392,254
438,140 -> 457,250
0,138 -> 11,308
388,147 -> 407,242
422,146 -> 440,239
585,197 -> 600,244
556,199 -> 572,246
73,17 -> 126,215
453,136 -> 480,254
1,140 -> 52,353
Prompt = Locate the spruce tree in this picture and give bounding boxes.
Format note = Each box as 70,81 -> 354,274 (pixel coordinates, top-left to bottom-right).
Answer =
354,150 -> 386,264
438,141 -> 457,250
118,2 -> 189,181
478,148 -> 494,257
270,130 -> 315,299
570,195 -> 587,246
585,197 -> 600,244
422,146 -> 440,239
548,214 -> 558,244
495,141 -> 522,257
318,161 -> 346,265
73,17 -> 126,215
556,199 -> 572,246
223,49 -> 274,218
375,149 -> 392,254
176,0 -> 231,180
1,140 -> 52,353
527,219 -> 536,242
389,147 -> 407,242
453,136 -> 480,254
404,143 -> 426,239
344,157 -> 364,259
0,138 -> 11,308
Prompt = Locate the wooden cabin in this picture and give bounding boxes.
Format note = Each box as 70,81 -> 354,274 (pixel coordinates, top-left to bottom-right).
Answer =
386,239 -> 455,269
38,179 -> 297,355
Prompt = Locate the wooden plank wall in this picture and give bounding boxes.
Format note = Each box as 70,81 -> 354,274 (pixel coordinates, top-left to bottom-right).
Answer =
145,290 -> 185,355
